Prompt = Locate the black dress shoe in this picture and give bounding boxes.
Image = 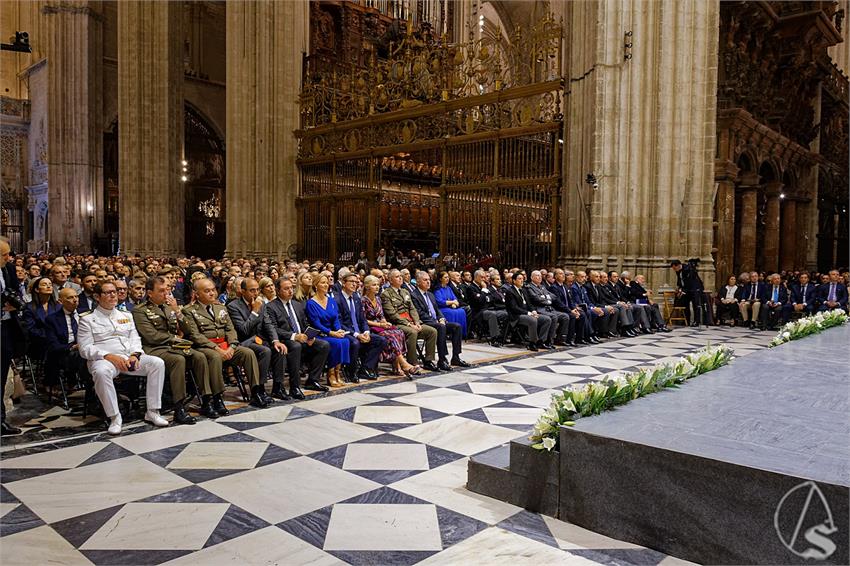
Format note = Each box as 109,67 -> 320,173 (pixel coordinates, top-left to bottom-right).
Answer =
365,369 -> 379,380
451,358 -> 470,368
554,339 -> 568,346
199,398 -> 218,419
289,387 -> 305,400
356,368 -> 371,382
423,361 -> 440,372
437,360 -> 452,372
270,385 -> 291,401
212,394 -> 230,416
590,336 -> 601,344
641,328 -> 652,334
262,391 -> 276,405
173,404 -> 197,425
527,342 -> 539,352
567,341 -> 577,347
608,331 -> 619,338
1,421 -> 22,436
304,379 -> 329,392
489,339 -> 504,347
249,391 -> 268,408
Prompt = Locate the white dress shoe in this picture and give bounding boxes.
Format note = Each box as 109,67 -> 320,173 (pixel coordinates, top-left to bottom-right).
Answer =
144,411 -> 169,427
107,415 -> 123,435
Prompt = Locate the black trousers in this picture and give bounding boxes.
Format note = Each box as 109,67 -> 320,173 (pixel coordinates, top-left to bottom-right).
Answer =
240,339 -> 282,385
479,309 -> 508,339
425,321 -> 462,362
542,308 -> 572,342
282,338 -> 330,388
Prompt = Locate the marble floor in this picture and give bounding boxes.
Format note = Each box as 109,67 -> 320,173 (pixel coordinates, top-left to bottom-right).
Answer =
0,326 -> 772,565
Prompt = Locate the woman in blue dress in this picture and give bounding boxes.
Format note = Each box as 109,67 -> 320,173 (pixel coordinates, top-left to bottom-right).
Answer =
306,273 -> 350,387
433,271 -> 468,338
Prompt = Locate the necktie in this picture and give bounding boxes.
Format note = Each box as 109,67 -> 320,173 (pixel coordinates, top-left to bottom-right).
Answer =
772,286 -> 778,303
286,301 -> 300,333
207,304 -> 214,318
421,290 -> 436,319
749,284 -> 756,301
348,296 -> 359,332
802,284 -> 806,301
829,283 -> 836,302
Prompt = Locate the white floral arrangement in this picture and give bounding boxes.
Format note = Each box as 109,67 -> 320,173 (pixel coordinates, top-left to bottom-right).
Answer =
768,309 -> 848,348
530,344 -> 735,452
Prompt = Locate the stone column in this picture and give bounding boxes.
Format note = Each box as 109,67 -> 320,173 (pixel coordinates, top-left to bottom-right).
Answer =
761,181 -> 783,274
780,199 -> 797,271
43,1 -> 103,253
714,157 -> 738,280
561,0 -> 719,290
737,187 -> 758,273
117,0 -> 184,256
225,0 -> 309,259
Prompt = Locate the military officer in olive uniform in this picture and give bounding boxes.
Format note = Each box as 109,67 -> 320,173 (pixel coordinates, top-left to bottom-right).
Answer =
181,278 -> 267,408
381,269 -> 439,371
133,276 -> 227,423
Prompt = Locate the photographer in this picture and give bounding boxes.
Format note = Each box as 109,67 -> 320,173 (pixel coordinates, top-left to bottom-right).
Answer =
671,259 -> 705,327
0,237 -> 24,435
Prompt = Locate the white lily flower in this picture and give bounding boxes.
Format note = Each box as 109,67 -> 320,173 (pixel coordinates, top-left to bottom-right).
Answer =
542,437 -> 556,451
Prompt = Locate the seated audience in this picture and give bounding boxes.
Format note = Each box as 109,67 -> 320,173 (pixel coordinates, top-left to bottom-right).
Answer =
361,275 -> 419,377
738,271 -> 764,329
526,270 -> 569,347
381,269 -> 440,371
791,272 -> 817,315
433,271 -> 468,338
717,275 -> 739,325
817,269 -> 848,311
306,273 -> 351,387
336,272 -> 387,382
468,269 -> 509,346
505,271 -> 552,352
44,288 -> 82,389
410,271 -> 469,370
22,276 -> 62,355
759,273 -> 789,330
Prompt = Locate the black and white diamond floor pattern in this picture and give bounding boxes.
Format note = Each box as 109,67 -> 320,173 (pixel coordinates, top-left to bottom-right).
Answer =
0,326 -> 768,565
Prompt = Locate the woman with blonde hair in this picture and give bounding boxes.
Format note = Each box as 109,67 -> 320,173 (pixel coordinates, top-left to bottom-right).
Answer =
294,271 -> 314,303
306,273 -> 350,387
258,277 -> 276,303
361,275 -> 420,377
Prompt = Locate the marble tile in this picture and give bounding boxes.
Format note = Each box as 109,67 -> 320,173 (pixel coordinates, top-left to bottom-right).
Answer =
1,442 -> 108,469
417,527 -> 597,565
626,345 -> 691,356
391,459 -> 521,524
395,388 -> 502,414
5,455 -> 190,524
367,381 -> 419,395
542,514 -> 642,550
536,352 -> 576,361
163,526 -> 343,566
342,443 -> 429,471
501,358 -> 556,369
605,350 -> 658,361
111,421 -> 234,454
393,416 -> 522,456
0,524 -> 93,565
462,365 -> 510,375
415,372 -> 488,387
546,365 -> 603,375
245,414 -> 380,455
296,392 -> 384,414
216,405 -> 293,423
495,369 -> 586,389
200,457 -> 379,524
167,442 -> 269,470
511,389 -> 559,409
353,405 -> 422,424
0,502 -> 19,519
323,504 -> 442,551
468,382 -> 528,396
563,356 -> 639,370
80,502 -> 229,550
482,407 -> 544,425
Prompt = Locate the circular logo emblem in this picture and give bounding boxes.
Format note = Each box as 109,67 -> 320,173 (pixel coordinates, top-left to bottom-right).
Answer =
774,481 -> 838,560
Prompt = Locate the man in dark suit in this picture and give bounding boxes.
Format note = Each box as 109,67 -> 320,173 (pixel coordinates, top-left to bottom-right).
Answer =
790,272 -> 817,315
411,271 -> 468,369
582,271 -> 619,337
570,271 -> 606,342
0,238 -> 23,435
547,269 -> 583,345
738,271 -> 764,329
227,278 -> 286,401
336,273 -> 387,381
505,271 -> 551,351
44,288 -> 83,390
759,273 -> 790,330
526,270 -> 568,347
266,277 -> 330,398
596,271 -> 637,336
670,259 -> 705,327
817,270 -> 849,312
448,271 -> 472,317
468,270 -> 508,346
77,274 -> 98,314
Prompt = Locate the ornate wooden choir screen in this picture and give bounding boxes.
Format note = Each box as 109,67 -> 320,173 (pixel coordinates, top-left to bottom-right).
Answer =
296,14 -> 563,267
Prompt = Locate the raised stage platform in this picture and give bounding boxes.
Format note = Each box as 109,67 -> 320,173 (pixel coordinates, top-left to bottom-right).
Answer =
469,325 -> 850,565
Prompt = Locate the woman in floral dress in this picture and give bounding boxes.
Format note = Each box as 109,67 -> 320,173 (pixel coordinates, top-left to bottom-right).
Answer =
361,275 -> 420,377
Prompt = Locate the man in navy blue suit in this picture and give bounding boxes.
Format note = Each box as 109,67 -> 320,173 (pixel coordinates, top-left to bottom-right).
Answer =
77,274 -> 98,314
44,288 -> 83,388
739,271 -> 765,329
410,271 -> 469,370
817,269 -> 848,312
758,273 -> 789,330
336,273 -> 386,381
790,272 -> 817,316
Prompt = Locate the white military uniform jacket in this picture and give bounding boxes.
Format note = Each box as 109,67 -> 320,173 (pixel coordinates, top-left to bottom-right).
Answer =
77,305 -> 143,361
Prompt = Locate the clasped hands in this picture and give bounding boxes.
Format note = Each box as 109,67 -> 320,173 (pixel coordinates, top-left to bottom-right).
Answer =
104,353 -> 139,372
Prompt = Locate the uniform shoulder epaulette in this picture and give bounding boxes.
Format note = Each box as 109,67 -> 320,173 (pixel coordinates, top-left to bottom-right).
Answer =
79,310 -> 94,317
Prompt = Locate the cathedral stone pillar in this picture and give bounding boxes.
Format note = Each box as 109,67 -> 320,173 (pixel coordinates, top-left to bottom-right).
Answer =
225,0 -> 308,259
780,199 -> 798,271
43,1 -> 103,253
714,159 -> 739,281
737,187 -> 758,273
560,0 -> 719,290
762,181 -> 783,274
117,0 -> 184,256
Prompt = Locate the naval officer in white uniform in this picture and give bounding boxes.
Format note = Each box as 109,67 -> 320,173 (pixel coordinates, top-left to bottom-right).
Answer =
77,281 -> 168,434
